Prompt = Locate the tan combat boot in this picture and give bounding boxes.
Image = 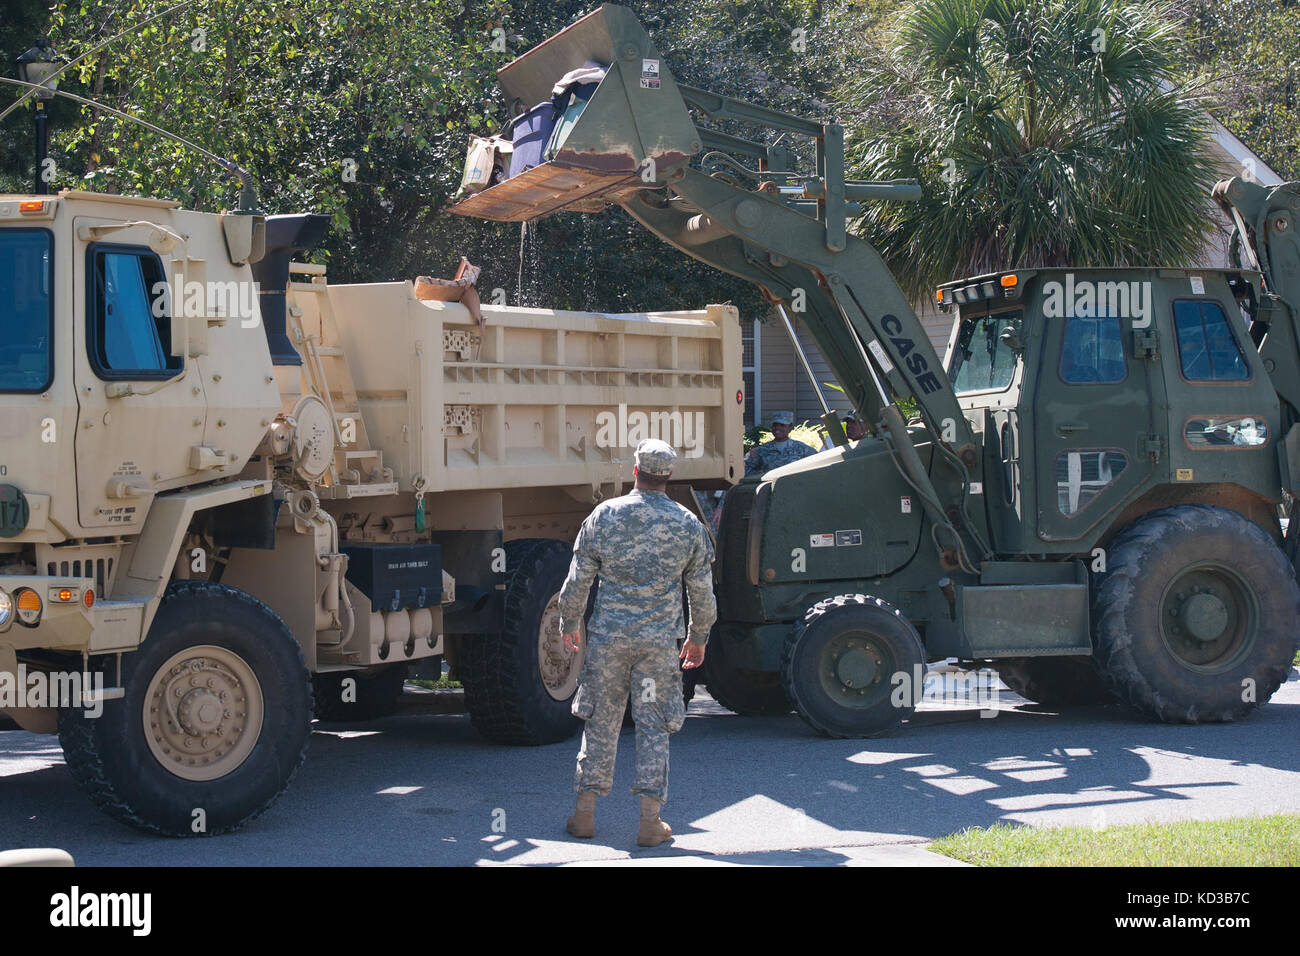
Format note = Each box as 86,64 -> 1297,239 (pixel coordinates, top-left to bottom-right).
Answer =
636,795 -> 673,847
566,791 -> 597,838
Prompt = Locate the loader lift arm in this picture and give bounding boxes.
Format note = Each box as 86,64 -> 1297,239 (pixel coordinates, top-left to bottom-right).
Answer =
452,4 -> 986,567
1215,177 -> 1300,425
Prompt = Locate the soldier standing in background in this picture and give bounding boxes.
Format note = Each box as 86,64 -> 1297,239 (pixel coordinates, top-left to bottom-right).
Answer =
558,438 -> 717,847
745,410 -> 818,476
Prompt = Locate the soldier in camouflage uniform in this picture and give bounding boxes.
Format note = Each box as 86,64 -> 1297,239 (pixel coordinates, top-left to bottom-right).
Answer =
745,410 -> 818,476
558,438 -> 717,847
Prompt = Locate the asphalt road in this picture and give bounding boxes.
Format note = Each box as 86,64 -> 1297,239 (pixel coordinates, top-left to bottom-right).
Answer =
1,670 -> 1297,866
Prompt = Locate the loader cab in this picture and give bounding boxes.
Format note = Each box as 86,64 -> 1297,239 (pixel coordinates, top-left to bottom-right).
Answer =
941,268 -> 1280,556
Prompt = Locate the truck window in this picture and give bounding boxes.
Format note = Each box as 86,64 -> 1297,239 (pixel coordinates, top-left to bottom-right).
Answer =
949,310 -> 1021,393
1173,300 -> 1249,381
1059,313 -> 1125,384
0,229 -> 53,393
88,245 -> 181,379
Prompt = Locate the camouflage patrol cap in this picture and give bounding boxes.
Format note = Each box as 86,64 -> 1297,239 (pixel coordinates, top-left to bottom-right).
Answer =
770,410 -> 794,425
635,438 -> 676,476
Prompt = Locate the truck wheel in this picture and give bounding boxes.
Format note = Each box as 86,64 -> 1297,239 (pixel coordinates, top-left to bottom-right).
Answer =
782,594 -> 924,738
702,626 -> 790,716
1092,504 -> 1300,722
996,656 -> 1113,706
313,665 -> 407,721
58,581 -> 313,836
462,538 -> 583,745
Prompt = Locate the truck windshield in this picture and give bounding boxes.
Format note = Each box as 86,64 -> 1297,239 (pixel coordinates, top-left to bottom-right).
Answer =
0,230 -> 53,393
948,309 -> 1022,393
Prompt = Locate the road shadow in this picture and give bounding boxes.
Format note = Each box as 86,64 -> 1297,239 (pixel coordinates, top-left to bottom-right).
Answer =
1,678 -> 1297,866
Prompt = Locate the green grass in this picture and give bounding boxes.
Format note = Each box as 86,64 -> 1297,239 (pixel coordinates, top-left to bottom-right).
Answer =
931,815 -> 1300,866
407,677 -> 462,690
1294,647 -> 1299,666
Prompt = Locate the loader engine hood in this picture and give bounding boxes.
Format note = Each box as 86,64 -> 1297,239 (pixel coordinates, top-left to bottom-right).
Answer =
717,438 -> 927,620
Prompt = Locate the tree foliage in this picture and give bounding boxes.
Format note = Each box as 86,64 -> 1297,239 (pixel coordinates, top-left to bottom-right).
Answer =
1182,0 -> 1299,182
840,0 -> 1220,300
0,0 -> 1289,317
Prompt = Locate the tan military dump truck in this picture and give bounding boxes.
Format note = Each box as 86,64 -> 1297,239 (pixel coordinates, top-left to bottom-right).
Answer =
0,190 -> 742,835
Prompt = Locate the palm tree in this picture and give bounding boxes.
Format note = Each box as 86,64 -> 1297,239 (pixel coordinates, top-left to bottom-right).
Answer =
841,0 -> 1218,300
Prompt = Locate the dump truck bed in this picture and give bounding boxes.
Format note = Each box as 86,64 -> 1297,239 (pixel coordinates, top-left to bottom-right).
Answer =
284,276 -> 743,495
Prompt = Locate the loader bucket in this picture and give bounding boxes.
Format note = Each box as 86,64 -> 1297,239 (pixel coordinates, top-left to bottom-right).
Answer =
450,4 -> 699,222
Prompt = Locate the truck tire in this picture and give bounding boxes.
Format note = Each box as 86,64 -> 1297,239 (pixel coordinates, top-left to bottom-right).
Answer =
58,581 -> 313,837
462,538 -> 583,745
1092,504 -> 1300,722
702,625 -> 790,716
313,665 -> 407,721
782,594 -> 925,738
996,656 -> 1113,706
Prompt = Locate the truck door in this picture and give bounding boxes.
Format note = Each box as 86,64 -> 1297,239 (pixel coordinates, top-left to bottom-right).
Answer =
1033,283 -> 1157,542
73,220 -> 208,531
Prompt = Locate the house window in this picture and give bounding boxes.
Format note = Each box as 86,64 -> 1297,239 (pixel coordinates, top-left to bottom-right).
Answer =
742,318 -> 759,427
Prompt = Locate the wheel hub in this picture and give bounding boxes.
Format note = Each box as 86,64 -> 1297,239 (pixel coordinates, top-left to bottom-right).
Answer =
1182,592 -> 1229,642
538,592 -> 583,701
1160,565 -> 1256,669
835,647 -> 877,688
143,646 -> 264,782
820,632 -> 889,708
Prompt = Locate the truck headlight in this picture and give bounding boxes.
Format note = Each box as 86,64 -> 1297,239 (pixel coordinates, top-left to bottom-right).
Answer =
14,588 -> 41,627
0,588 -> 11,628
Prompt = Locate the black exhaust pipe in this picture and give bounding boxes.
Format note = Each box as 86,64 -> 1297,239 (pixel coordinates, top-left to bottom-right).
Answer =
250,213 -> 330,366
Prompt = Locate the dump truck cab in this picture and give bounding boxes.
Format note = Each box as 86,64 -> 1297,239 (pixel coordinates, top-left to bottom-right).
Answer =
0,192 -> 278,687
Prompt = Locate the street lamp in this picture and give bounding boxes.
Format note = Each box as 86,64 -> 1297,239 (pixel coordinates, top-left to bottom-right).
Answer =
16,39 -> 63,195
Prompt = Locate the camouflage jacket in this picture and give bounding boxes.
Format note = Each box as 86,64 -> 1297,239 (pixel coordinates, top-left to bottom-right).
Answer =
558,489 -> 717,646
744,437 -> 818,477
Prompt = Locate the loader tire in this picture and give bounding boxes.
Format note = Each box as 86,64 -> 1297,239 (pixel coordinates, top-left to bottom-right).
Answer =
1092,504 -> 1300,722
59,581 -> 313,836
996,656 -> 1113,707
313,665 -> 407,722
782,594 -> 924,738
462,538 -> 583,745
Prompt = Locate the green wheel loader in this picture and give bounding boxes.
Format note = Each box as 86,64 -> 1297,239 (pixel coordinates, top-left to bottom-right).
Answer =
453,3 -> 1300,735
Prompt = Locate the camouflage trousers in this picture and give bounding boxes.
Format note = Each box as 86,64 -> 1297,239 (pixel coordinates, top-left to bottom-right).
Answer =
571,638 -> 686,803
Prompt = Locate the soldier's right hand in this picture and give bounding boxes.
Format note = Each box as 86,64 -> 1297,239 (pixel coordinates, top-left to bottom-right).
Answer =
563,630 -> 582,652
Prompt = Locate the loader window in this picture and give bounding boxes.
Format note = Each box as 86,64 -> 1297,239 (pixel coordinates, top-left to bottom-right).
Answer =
1173,300 -> 1249,382
1059,313 -> 1125,384
950,310 -> 1021,393
1054,450 -> 1128,515
87,245 -> 180,380
0,229 -> 53,393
